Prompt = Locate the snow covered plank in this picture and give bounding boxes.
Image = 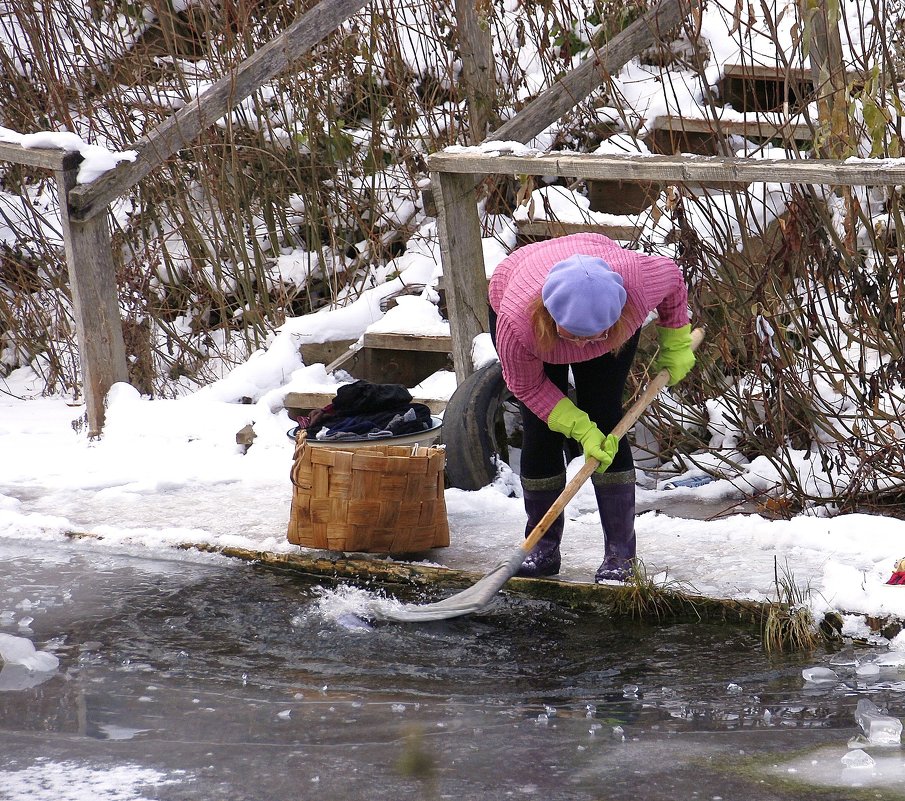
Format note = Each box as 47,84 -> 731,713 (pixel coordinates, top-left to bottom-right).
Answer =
428,151 -> 905,188
650,114 -> 814,145
361,333 -> 452,353
721,63 -> 866,86
0,141 -> 81,171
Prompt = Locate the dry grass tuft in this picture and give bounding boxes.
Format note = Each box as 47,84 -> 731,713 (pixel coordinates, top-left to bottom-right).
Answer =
762,557 -> 819,653
608,559 -> 701,622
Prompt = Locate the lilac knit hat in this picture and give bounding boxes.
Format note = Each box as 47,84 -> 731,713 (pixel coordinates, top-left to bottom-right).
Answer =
541,255 -> 626,337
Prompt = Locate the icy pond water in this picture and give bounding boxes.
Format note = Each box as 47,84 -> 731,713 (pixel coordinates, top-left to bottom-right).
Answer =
3,538 -> 905,801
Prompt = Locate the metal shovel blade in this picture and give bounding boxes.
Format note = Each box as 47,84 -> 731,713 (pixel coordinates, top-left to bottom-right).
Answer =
372,550 -> 526,622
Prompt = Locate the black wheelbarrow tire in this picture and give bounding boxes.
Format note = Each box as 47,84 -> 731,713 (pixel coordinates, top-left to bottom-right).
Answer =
441,361 -> 513,491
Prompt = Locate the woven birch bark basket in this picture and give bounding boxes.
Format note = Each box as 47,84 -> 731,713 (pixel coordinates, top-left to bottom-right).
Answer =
288,432 -> 449,553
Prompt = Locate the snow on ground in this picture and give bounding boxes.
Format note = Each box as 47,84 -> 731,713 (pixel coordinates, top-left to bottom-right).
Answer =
4,356 -> 905,637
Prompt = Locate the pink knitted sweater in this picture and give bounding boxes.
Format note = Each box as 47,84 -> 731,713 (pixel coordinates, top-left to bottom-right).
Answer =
488,233 -> 689,422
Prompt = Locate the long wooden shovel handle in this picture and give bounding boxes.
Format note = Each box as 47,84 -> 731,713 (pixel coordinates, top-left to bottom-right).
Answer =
522,326 -> 705,554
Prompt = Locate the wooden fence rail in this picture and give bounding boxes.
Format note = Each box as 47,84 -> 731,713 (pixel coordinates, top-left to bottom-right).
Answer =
429,150 -> 905,185
431,148 -> 905,382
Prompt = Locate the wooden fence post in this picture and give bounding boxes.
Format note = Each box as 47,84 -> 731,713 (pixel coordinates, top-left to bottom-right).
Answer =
433,171 -> 488,383
454,0 -> 497,143
55,165 -> 128,437
799,0 -> 851,159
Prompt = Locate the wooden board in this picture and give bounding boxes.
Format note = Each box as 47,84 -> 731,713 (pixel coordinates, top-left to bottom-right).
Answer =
428,150 -> 905,187
650,114 -> 813,143
0,141 -> 81,171
284,391 -> 448,415
361,332 -> 452,352
516,219 -> 642,241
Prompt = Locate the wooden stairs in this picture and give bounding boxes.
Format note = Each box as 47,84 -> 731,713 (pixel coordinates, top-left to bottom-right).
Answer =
516,62 -> 865,243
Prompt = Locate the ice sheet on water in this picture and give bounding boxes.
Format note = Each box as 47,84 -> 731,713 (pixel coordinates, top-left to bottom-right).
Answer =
802,666 -> 837,683
775,745 -> 905,789
0,633 -> 58,672
841,749 -> 875,769
0,664 -> 55,691
96,724 -> 150,740
873,652 -> 905,669
855,698 -> 902,745
0,759 -> 179,801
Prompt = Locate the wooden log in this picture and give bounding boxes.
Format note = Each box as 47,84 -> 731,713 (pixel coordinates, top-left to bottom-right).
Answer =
67,0 -> 370,221
428,150 -> 905,187
432,171 -> 489,383
55,166 -> 128,437
180,541 -> 769,624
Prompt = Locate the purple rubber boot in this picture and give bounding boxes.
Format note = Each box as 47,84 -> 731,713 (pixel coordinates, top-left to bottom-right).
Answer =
516,475 -> 566,578
593,472 -> 637,583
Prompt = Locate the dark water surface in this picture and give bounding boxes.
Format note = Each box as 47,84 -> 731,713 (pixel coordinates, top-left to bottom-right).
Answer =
1,537 -> 904,801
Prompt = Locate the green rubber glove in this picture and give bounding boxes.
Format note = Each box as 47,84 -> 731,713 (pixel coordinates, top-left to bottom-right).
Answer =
653,324 -> 695,386
547,398 -> 619,473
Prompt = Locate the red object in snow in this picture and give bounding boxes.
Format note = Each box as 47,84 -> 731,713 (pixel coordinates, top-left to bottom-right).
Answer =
886,558 -> 905,585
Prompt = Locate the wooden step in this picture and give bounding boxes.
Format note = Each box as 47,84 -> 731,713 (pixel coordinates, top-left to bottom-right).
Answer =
306,332 -> 454,389
516,219 -> 643,242
722,62 -> 866,84
361,331 -> 451,353
720,63 -> 867,115
650,114 -> 813,144
284,390 -> 448,415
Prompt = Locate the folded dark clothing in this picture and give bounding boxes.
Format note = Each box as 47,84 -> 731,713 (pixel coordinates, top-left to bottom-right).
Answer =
332,380 -> 412,415
314,403 -> 433,441
319,410 -> 400,437
385,405 -> 433,436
